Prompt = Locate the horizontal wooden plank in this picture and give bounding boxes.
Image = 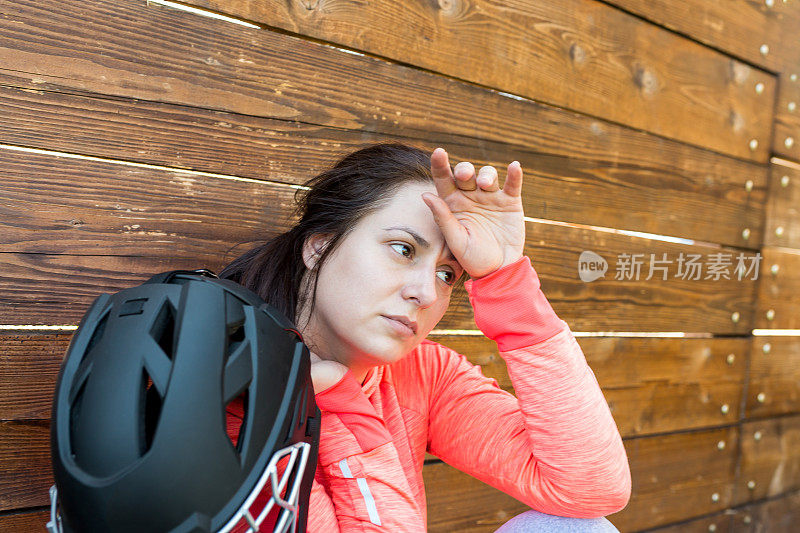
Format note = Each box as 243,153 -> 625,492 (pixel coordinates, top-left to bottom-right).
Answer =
755,248 -> 800,330
428,335 -> 748,438
609,427 -> 739,531
524,223 -> 758,333
3,332 -> 746,434
747,337 -> 800,419
737,415 -> 800,506
188,0 -> 775,161
425,427 -> 739,532
604,0 -> 800,74
764,163 -> 800,249
0,82 -> 769,249
0,420 -> 51,510
774,74 -> 800,161
729,488 -> 800,532
422,461 -> 531,533
0,150 -> 294,259
0,254 -> 204,326
1,149 -> 760,332
0,236 -> 759,334
648,511 -> 731,533
0,510 -> 50,532
0,335 -> 68,420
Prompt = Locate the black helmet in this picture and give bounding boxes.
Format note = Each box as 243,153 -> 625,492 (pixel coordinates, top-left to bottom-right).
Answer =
48,269 -> 320,532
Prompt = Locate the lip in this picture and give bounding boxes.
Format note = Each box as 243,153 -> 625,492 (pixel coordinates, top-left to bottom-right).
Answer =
382,315 -> 418,336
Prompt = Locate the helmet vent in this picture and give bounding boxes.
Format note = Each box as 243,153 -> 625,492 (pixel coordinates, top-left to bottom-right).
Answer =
68,379 -> 89,457
83,311 -> 110,360
150,300 -> 176,360
225,389 -> 248,456
140,369 -> 163,455
226,322 -> 245,359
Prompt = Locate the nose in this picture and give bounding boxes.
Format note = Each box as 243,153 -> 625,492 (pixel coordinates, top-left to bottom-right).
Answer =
400,265 -> 438,308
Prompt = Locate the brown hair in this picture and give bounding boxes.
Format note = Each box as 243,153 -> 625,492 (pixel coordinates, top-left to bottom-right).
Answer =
220,142 -> 466,326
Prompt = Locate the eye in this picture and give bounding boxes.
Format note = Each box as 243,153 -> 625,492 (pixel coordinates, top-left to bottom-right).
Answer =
437,268 -> 456,286
390,242 -> 414,259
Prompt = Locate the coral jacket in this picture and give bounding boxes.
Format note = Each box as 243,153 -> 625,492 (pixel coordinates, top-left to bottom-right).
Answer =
250,255 -> 631,531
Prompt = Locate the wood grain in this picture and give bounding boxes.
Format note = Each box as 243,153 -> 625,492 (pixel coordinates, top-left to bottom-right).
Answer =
729,488 -> 800,532
774,74 -> 800,161
604,0 -> 800,73
764,164 -> 800,249
0,510 -> 50,532
755,247 -> 800,330
648,511 -> 732,533
0,148 -> 761,332
0,82 -> 768,249
747,337 -> 800,419
424,426 -> 739,532
429,334 -> 748,438
188,0 -> 775,161
0,335 -> 69,420
737,416 -> 800,505
610,427 -> 739,531
0,420 -> 51,510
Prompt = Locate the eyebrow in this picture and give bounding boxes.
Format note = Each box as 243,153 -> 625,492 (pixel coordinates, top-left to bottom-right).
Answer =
383,226 -> 460,265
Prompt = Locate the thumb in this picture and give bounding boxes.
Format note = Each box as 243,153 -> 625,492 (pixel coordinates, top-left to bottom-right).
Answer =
421,192 -> 466,251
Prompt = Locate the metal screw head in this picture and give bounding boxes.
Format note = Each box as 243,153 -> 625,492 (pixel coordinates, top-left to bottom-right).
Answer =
744,515 -> 752,524
776,225 -> 785,236
790,102 -> 797,112
763,342 -> 771,354
747,480 -> 756,489
731,311 -> 740,323
760,44 -> 769,55
757,392 -> 766,403
771,264 -> 780,275
792,74 -> 799,82
754,430 -> 762,441
711,492 -> 720,502
782,175 -> 791,187
742,228 -> 751,240
721,404 -> 730,414
766,309 -> 775,320
708,524 -> 717,532
786,137 -> 795,149
749,139 -> 759,151
755,82 -> 765,94
766,0 -> 774,6
745,179 -> 754,192
727,353 -> 736,365
717,440 -> 726,450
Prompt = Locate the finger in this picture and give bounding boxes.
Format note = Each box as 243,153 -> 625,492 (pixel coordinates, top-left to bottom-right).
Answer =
502,160 -> 524,198
454,161 -> 477,191
430,147 -> 458,197
421,192 -> 467,252
477,165 -> 500,192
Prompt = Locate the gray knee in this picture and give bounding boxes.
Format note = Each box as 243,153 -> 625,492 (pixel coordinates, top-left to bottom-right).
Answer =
494,509 -> 620,533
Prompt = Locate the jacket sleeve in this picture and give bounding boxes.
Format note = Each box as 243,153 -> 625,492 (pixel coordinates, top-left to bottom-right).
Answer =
425,255 -> 631,518
306,370 -> 426,531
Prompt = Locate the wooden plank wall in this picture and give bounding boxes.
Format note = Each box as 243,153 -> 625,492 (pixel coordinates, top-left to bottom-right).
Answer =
0,0 -> 798,530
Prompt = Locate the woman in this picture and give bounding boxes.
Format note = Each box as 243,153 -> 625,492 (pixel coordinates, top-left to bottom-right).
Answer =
220,143 -> 631,532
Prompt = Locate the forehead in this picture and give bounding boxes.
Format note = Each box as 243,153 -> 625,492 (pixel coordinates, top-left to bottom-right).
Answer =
367,182 -> 437,225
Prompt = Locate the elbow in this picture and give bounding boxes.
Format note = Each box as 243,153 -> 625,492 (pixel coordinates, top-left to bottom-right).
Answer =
542,462 -> 632,518
589,461 -> 632,516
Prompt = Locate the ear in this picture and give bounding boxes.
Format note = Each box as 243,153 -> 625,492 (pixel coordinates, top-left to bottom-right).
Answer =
302,233 -> 334,270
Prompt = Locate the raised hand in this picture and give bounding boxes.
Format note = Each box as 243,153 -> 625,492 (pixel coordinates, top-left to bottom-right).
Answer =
421,147 -> 526,279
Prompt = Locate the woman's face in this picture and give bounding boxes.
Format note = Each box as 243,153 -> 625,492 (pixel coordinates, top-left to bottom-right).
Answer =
298,181 -> 464,378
